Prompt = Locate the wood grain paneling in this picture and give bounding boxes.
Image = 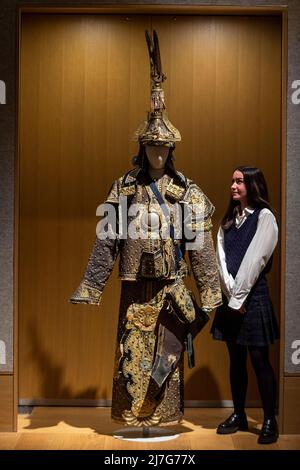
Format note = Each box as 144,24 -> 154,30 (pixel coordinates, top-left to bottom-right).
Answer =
19,14 -> 281,403
0,375 -> 14,431
282,377 -> 300,434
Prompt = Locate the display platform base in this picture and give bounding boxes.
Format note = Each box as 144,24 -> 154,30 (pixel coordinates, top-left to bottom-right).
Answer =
113,426 -> 179,442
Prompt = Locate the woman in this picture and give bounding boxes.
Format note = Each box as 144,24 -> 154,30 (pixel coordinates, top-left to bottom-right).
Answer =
211,166 -> 280,444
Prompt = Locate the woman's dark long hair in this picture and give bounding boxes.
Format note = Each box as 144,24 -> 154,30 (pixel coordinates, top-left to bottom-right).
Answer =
222,166 -> 274,230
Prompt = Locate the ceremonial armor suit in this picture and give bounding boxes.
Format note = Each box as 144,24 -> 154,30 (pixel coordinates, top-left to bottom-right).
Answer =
70,169 -> 221,425
70,30 -> 221,426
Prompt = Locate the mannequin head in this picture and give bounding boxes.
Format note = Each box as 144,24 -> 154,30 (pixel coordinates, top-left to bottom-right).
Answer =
132,144 -> 176,175
145,145 -> 169,170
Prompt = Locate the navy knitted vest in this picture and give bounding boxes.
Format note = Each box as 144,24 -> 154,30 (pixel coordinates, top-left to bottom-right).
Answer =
224,208 -> 261,278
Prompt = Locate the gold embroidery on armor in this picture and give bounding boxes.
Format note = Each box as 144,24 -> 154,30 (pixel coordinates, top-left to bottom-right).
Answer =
126,304 -> 161,331
155,323 -> 165,356
165,180 -> 185,201
131,397 -> 156,418
120,185 -> 136,197
121,287 -> 167,421
200,286 -> 223,310
168,354 -> 177,365
204,218 -> 213,231
162,238 -> 173,277
125,288 -> 165,331
122,408 -> 162,427
166,278 -> 196,322
187,218 -> 213,233
182,184 -> 215,220
190,191 -> 205,206
71,282 -> 102,305
122,329 -> 156,418
172,366 -> 180,380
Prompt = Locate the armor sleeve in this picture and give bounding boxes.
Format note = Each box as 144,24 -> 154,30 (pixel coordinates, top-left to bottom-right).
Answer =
70,180 -> 120,305
184,183 -> 222,310
188,230 -> 222,310
70,237 -> 120,305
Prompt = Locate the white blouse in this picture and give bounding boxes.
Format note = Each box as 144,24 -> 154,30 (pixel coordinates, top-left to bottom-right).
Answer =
217,207 -> 278,310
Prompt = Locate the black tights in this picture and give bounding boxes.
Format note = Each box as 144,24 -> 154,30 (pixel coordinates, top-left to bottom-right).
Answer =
226,342 -> 277,419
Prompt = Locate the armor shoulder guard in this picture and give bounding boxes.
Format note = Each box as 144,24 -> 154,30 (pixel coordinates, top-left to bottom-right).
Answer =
105,169 -> 140,203
182,182 -> 215,220
165,171 -> 190,201
119,168 -> 140,197
105,179 -> 120,204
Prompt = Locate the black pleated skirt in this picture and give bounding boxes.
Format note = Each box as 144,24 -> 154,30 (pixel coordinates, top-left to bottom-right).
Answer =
211,277 -> 280,346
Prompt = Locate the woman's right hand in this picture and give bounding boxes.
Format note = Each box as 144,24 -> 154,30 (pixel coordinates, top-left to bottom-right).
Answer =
239,304 -> 246,315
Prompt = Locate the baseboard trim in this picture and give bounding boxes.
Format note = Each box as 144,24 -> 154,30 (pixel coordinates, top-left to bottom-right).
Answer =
19,398 -> 261,407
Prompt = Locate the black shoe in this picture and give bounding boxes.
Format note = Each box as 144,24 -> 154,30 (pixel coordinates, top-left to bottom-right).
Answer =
258,417 -> 279,444
217,413 -> 248,434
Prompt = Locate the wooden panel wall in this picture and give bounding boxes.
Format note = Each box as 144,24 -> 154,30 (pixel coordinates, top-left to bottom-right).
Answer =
282,377 -> 300,434
19,14 -> 282,403
0,375 -> 14,431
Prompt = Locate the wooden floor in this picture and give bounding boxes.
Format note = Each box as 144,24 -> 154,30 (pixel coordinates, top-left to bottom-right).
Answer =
0,407 -> 300,450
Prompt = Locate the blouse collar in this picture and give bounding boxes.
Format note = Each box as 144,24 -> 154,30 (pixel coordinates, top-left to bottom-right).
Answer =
235,206 -> 255,227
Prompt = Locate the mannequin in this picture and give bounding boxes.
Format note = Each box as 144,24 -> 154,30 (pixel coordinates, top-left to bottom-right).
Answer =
113,144 -> 178,442
70,30 -> 222,437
